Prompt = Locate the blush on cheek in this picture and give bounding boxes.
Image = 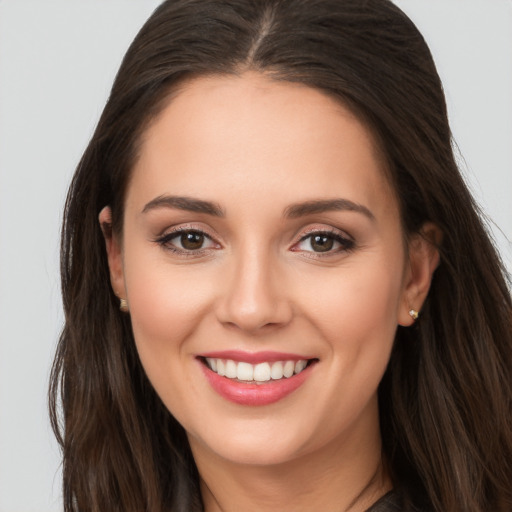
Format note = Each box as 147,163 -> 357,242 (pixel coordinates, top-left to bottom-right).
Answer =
127,259 -> 214,332
312,269 -> 401,363
130,294 -> 199,350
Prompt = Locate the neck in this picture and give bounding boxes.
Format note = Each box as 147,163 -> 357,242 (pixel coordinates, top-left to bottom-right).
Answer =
200,458 -> 390,512
190,408 -> 392,512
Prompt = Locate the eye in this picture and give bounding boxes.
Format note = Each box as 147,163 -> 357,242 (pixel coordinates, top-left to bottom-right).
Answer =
293,230 -> 354,254
155,229 -> 219,253
176,231 -> 208,250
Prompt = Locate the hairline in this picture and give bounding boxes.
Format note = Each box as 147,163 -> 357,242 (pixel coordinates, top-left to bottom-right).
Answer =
115,68 -> 409,251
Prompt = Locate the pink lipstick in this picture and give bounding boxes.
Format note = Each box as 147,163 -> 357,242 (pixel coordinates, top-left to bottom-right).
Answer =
197,351 -> 316,406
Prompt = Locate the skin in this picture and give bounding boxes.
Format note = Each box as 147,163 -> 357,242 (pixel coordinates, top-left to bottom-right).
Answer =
100,72 -> 440,512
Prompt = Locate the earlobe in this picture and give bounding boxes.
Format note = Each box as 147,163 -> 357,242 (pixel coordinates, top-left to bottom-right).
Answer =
398,222 -> 442,326
98,206 -> 126,303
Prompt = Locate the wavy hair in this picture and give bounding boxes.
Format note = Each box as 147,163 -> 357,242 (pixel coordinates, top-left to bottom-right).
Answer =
49,1 -> 512,510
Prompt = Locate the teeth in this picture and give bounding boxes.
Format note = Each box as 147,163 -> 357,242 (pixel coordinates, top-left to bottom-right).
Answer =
205,358 -> 309,382
270,361 -> 284,380
283,360 -> 295,378
295,360 -> 307,373
225,359 -> 237,378
253,362 -> 271,382
237,362 -> 254,381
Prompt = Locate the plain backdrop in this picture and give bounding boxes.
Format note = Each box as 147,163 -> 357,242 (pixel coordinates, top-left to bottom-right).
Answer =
0,1 -> 510,511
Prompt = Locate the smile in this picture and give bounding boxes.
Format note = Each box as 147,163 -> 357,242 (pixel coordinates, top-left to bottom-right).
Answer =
198,351 -> 317,406
204,358 -> 308,382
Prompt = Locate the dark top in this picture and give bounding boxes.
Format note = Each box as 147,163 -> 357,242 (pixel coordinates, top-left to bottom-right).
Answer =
365,491 -> 403,512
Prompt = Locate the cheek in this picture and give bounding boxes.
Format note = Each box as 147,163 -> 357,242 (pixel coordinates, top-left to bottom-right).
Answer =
123,247 -> 216,360
296,257 -> 405,433
302,255 -> 405,359
122,256 -> 219,420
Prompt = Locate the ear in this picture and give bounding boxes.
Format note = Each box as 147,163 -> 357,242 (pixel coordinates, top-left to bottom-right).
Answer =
398,222 -> 442,326
98,206 -> 126,302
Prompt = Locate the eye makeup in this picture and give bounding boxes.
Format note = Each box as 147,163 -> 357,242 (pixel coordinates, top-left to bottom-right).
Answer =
152,222 -> 356,261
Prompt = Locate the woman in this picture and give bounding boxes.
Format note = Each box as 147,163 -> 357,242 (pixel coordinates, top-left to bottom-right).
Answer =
49,0 -> 512,511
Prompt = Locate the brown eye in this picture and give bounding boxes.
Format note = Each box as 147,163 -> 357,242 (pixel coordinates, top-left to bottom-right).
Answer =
156,229 -> 218,253
293,230 -> 355,255
180,231 -> 205,250
310,235 -> 334,252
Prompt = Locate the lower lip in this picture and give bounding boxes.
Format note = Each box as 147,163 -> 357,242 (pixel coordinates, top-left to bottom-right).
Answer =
200,361 -> 314,406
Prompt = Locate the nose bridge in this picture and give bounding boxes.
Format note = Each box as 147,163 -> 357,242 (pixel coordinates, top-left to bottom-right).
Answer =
218,238 -> 290,332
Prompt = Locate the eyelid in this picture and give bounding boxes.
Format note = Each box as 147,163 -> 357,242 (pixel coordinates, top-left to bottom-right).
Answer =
155,222 -> 217,238
295,224 -> 354,243
290,225 -> 355,255
153,223 -> 222,254
152,222 -> 354,257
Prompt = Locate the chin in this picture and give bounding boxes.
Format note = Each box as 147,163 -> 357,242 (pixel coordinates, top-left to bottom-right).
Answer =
188,423 -> 314,468
215,444 -> 302,467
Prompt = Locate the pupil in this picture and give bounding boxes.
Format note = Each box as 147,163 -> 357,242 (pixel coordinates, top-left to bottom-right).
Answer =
181,232 -> 204,250
311,235 -> 333,252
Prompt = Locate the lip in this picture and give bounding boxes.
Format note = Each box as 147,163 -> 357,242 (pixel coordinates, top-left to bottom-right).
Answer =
198,355 -> 316,406
199,350 -> 310,364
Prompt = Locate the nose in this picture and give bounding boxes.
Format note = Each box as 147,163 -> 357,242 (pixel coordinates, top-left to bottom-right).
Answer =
215,246 -> 293,333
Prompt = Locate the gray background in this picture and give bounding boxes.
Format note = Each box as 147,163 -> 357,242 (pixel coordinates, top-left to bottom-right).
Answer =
0,1 -> 510,511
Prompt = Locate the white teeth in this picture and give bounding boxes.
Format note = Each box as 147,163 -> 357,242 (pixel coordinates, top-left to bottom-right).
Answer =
283,360 -> 295,378
295,360 -> 307,373
270,361 -> 284,380
205,358 -> 310,382
225,359 -> 237,378
253,362 -> 271,382
206,357 -> 217,372
237,362 -> 254,381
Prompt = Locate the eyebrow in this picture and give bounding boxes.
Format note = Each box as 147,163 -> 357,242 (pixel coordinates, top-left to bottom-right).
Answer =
141,195 -> 224,217
284,198 -> 375,221
141,195 -> 374,221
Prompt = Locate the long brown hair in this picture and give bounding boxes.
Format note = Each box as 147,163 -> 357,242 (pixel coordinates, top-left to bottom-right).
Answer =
49,1 -> 512,510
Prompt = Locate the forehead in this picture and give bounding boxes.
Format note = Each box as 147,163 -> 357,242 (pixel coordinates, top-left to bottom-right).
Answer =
128,72 -> 397,220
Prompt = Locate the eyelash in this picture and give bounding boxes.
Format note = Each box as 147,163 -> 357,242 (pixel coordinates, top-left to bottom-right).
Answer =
153,226 -> 355,258
153,226 -> 219,257
292,229 -> 355,256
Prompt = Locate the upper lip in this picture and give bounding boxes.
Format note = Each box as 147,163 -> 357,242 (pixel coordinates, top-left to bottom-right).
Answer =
198,350 -> 314,364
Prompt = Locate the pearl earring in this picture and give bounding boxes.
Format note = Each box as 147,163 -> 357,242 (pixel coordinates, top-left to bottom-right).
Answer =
119,298 -> 129,312
408,309 -> 419,320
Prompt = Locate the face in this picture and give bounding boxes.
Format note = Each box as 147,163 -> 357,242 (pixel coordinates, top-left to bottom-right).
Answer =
103,72 -> 431,469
